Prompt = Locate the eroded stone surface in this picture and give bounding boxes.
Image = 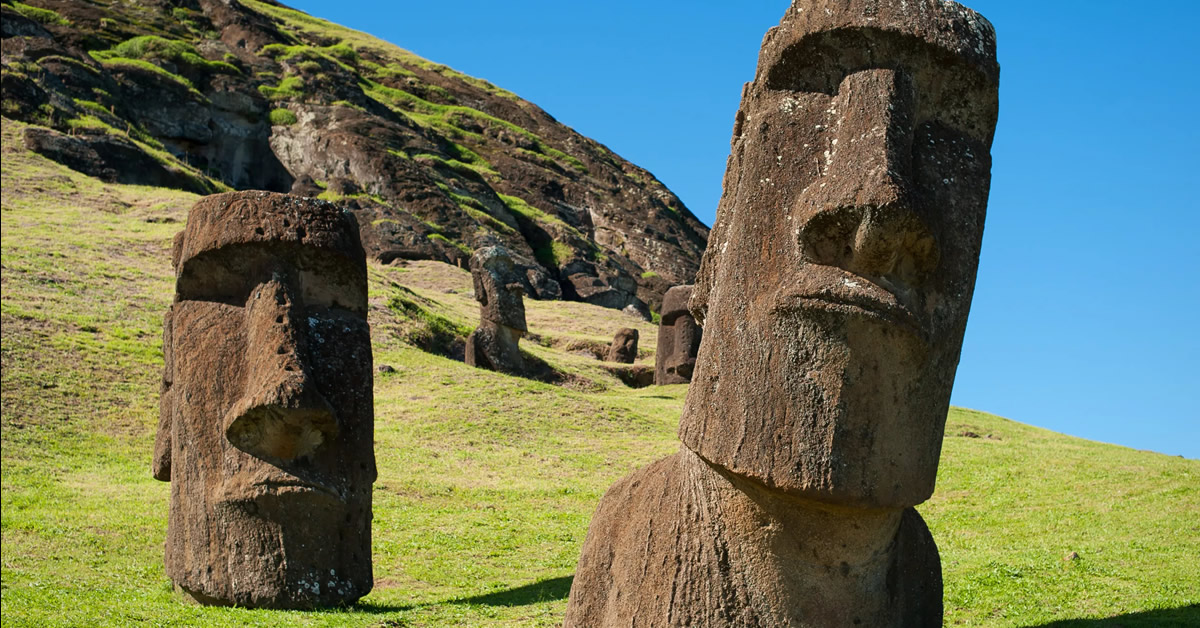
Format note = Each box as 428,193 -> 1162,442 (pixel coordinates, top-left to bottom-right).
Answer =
465,246 -> 527,374
605,328 -> 638,364
654,285 -> 701,385
566,0 -> 999,624
154,191 -> 375,609
567,449 -> 942,626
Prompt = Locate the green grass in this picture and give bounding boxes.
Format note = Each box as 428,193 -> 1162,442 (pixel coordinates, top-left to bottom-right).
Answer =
1,116 -> 1197,626
11,1 -> 69,26
268,107 -> 298,126
95,35 -> 240,75
534,241 -> 574,268
357,79 -> 583,175
258,75 -> 305,101
87,56 -> 200,95
427,232 -> 472,256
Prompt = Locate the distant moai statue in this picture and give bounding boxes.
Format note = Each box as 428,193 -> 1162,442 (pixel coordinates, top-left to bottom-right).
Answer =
465,246 -> 528,374
565,1 -> 999,625
605,328 -> 639,363
154,191 -> 375,608
653,285 -> 701,385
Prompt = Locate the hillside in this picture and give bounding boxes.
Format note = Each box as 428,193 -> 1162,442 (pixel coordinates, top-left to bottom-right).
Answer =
2,117 -> 1198,626
0,0 -> 709,317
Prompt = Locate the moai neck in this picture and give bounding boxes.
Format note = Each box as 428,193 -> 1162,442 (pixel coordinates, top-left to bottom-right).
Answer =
684,447 -> 912,626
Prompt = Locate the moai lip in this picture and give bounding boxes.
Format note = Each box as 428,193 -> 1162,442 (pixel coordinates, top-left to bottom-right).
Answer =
154,191 -> 376,609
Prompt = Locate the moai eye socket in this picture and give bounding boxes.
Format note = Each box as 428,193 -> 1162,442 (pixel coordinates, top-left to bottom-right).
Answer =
175,244 -> 366,314
764,27 -> 998,144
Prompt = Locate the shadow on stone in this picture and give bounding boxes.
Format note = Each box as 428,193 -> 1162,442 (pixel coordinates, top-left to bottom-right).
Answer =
451,576 -> 574,607
1023,604 -> 1200,628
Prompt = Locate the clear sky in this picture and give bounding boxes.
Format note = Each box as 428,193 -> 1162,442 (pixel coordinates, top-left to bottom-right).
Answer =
286,1 -> 1200,459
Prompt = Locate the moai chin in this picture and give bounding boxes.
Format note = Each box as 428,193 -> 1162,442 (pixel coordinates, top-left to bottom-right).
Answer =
465,246 -> 528,374
653,285 -> 701,385
605,328 -> 639,364
565,1 -> 999,625
153,191 -> 376,609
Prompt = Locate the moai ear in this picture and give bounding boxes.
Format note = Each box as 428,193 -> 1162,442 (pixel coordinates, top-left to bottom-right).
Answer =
170,230 -> 185,272
473,267 -> 488,307
152,304 -> 174,481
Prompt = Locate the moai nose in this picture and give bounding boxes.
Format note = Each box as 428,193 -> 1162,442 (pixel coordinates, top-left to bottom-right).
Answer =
798,68 -> 938,283
224,275 -> 338,462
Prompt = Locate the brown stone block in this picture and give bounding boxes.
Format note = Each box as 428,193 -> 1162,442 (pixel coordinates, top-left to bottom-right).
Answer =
155,191 -> 375,608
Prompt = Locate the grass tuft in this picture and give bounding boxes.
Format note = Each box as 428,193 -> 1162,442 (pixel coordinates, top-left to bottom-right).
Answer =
268,107 -> 297,126
11,1 -> 69,25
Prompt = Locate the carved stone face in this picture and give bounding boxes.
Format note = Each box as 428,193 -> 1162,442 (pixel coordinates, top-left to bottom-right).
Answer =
471,246 -> 527,332
656,285 -> 701,384
681,0 -> 999,509
607,328 -> 639,364
154,192 -> 375,608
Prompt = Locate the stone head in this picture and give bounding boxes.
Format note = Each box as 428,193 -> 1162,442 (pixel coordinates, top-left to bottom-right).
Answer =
681,0 -> 999,509
658,285 -> 701,382
153,191 -> 375,607
471,246 -> 527,332
608,327 -> 639,364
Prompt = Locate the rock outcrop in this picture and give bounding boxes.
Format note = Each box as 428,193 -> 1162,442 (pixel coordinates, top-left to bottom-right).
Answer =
653,284 -> 700,385
154,191 -> 376,608
0,0 -> 708,314
565,0 -> 1000,625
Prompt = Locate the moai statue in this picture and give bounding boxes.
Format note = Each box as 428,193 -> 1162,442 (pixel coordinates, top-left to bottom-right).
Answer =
465,246 -> 527,374
605,328 -> 639,364
153,191 -> 376,609
653,285 -> 701,385
565,0 -> 999,625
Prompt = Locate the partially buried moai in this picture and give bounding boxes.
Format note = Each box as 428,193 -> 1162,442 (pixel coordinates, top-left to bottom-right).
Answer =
465,246 -> 527,374
605,328 -> 639,364
153,191 -> 376,608
565,0 -> 998,625
653,285 -> 701,385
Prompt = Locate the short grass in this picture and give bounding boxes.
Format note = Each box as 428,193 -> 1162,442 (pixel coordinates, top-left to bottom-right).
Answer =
2,115 -> 1198,626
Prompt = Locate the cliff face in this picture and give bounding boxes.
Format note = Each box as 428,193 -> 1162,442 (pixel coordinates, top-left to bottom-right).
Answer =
0,0 -> 708,315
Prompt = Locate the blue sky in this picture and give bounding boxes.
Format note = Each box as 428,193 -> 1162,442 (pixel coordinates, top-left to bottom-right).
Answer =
287,1 -> 1199,459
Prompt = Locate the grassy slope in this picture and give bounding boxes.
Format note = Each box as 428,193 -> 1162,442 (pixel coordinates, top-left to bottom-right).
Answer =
1,115 -> 1197,626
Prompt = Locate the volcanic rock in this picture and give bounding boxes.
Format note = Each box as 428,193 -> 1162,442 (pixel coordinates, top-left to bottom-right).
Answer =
605,328 -> 638,364
653,284 -> 701,385
465,246 -> 527,374
154,191 -> 376,609
0,0 -> 708,311
565,0 -> 1000,624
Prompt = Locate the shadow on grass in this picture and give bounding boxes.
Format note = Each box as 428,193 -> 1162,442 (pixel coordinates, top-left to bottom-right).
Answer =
450,575 -> 574,607
324,575 -> 574,616
1025,604 -> 1200,627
